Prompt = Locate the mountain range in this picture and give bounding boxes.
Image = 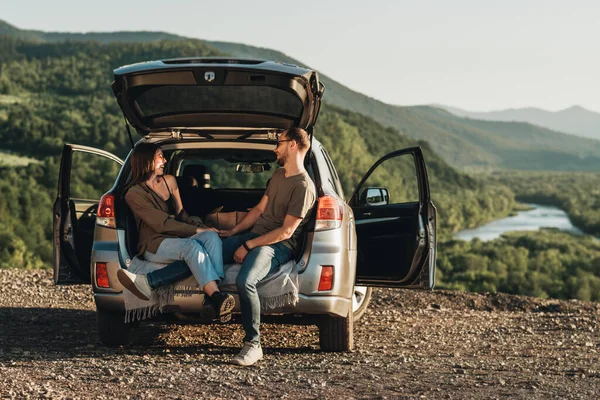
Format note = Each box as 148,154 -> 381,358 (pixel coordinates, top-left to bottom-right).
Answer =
1,19 -> 600,171
436,104 -> 600,141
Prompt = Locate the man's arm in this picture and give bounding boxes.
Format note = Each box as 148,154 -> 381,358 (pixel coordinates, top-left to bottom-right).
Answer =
219,195 -> 268,237
247,214 -> 302,248
232,214 -> 302,264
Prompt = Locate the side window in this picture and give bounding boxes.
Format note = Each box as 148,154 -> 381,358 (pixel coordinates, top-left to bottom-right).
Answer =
321,148 -> 345,198
70,152 -> 121,200
357,153 -> 419,206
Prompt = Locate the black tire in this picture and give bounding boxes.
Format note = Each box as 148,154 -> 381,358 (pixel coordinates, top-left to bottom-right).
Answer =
97,309 -> 133,346
352,286 -> 372,321
319,310 -> 354,352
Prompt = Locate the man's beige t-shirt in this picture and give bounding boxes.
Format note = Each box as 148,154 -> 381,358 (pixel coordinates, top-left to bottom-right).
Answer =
251,168 -> 317,252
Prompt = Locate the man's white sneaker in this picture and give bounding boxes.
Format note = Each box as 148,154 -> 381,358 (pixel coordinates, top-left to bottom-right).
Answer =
117,269 -> 152,301
231,342 -> 263,366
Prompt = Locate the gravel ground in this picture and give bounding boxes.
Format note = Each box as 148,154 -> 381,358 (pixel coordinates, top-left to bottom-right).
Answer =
1,269 -> 599,399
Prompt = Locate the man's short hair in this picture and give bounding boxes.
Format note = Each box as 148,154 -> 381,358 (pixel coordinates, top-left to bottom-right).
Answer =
284,127 -> 310,151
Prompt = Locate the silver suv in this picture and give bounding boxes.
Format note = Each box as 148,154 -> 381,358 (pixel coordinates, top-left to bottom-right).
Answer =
53,59 -> 437,351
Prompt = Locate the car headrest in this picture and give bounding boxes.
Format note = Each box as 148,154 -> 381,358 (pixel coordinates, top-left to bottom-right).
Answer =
182,165 -> 210,188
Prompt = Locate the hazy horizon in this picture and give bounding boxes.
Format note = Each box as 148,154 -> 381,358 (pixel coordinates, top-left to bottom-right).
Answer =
432,103 -> 599,114
4,0 -> 599,113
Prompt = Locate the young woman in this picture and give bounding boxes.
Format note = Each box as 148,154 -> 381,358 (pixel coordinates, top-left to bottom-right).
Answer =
117,142 -> 234,322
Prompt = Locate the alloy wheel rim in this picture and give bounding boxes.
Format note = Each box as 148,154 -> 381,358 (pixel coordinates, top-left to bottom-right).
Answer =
352,286 -> 368,312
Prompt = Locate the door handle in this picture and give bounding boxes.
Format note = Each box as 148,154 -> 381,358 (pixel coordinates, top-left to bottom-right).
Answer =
363,212 -> 372,216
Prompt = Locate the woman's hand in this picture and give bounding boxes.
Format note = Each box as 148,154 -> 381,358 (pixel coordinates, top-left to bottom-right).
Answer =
196,227 -> 218,234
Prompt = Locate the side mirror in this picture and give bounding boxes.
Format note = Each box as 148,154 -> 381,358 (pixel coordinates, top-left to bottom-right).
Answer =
360,187 -> 390,206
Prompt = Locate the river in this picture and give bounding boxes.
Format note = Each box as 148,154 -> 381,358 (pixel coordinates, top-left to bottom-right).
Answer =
454,203 -> 585,241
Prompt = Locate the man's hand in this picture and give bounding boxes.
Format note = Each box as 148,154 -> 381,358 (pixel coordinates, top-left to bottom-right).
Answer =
233,245 -> 248,264
218,229 -> 236,238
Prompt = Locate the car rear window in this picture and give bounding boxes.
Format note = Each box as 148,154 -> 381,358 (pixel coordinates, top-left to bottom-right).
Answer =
134,86 -> 303,119
173,149 -> 278,190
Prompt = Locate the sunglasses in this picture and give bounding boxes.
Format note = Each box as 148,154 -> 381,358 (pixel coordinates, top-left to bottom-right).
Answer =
154,153 -> 167,161
276,139 -> 293,147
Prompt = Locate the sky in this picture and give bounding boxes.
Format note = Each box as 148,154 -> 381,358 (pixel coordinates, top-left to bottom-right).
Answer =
4,0 -> 600,112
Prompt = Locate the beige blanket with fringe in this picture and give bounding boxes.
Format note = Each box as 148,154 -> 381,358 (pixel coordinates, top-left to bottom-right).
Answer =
123,257 -> 299,323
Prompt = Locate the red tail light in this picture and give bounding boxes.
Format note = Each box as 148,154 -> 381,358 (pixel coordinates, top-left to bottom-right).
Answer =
315,195 -> 343,231
96,262 -> 109,288
318,266 -> 334,291
97,193 -> 116,228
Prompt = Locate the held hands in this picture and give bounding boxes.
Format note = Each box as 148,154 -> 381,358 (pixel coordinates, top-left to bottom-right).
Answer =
218,228 -> 236,238
196,227 -> 218,234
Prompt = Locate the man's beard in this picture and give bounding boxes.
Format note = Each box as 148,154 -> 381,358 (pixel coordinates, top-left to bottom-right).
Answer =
276,154 -> 286,166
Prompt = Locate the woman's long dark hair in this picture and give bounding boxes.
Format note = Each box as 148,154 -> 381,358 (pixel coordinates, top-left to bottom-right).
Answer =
124,142 -> 160,193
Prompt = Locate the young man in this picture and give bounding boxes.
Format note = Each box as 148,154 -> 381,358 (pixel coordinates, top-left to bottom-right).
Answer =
219,127 -> 316,366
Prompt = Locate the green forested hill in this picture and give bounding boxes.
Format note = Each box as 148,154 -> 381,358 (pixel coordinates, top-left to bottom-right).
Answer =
0,38 -> 221,158
2,19 -> 600,170
0,36 -> 514,268
0,20 -> 184,43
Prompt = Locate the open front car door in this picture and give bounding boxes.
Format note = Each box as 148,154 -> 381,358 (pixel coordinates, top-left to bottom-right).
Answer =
53,144 -> 123,284
349,147 -> 436,288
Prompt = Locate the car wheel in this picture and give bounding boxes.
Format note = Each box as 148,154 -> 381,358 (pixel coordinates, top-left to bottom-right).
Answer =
97,309 -> 134,346
318,310 -> 354,352
352,286 -> 372,321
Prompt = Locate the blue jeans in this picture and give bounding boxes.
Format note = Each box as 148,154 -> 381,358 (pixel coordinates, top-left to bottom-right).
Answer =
145,231 -> 223,289
222,232 -> 294,345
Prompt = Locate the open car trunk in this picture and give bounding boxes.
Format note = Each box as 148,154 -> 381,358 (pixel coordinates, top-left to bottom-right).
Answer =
122,187 -> 265,258
121,188 -> 316,276
120,164 -> 318,266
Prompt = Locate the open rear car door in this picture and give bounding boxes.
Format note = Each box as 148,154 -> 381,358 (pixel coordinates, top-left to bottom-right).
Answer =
349,147 -> 437,288
53,144 -> 123,284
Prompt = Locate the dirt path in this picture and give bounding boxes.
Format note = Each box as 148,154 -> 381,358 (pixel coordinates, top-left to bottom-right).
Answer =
1,269 -> 599,399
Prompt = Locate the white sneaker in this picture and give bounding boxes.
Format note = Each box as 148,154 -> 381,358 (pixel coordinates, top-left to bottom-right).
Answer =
117,269 -> 152,301
231,342 -> 263,366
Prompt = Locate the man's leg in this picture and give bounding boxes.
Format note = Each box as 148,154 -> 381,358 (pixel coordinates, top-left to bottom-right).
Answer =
222,232 -> 259,265
235,242 -> 294,345
232,242 -> 293,366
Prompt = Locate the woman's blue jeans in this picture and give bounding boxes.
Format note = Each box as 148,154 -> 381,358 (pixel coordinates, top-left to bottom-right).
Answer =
145,231 -> 223,289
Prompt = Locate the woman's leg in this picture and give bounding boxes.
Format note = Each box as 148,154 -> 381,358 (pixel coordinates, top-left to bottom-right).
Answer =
146,260 -> 191,290
141,231 -> 223,290
146,238 -> 234,320
191,230 -> 224,280
146,238 -> 220,290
